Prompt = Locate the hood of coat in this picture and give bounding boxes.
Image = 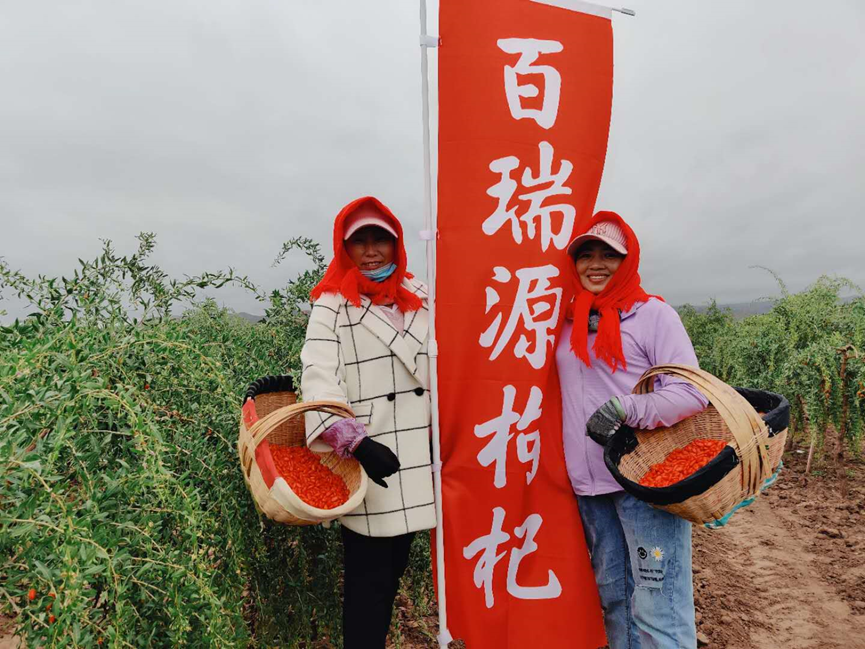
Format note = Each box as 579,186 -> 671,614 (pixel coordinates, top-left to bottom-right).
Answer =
310,196 -> 422,312
331,196 -> 407,274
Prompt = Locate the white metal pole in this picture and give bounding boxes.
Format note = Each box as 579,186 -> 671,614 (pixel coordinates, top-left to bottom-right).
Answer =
419,0 -> 452,646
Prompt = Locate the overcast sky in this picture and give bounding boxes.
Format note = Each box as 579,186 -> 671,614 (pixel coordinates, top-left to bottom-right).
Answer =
1,0 -> 863,318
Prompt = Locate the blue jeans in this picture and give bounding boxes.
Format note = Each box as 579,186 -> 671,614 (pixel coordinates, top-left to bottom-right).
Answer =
578,492 -> 696,649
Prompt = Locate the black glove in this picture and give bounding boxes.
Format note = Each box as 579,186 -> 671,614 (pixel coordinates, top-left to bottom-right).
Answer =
586,397 -> 626,446
352,438 -> 400,488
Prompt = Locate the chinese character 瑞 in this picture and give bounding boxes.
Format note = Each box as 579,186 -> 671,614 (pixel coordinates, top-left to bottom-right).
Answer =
483,141 -> 576,252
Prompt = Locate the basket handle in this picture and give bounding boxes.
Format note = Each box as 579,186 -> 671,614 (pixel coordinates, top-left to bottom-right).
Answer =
247,400 -> 355,450
634,365 -> 771,494
633,364 -> 772,497
244,375 -> 295,405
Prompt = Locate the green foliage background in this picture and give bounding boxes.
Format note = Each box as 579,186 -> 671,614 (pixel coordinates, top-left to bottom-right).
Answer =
679,275 -> 865,454
0,236 -> 433,648
1,237 -> 861,647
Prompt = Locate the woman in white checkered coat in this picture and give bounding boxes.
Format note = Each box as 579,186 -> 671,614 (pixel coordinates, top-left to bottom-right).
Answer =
300,196 -> 435,648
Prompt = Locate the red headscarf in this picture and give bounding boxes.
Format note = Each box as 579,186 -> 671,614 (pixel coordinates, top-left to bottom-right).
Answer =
567,211 -> 662,372
310,196 -> 423,312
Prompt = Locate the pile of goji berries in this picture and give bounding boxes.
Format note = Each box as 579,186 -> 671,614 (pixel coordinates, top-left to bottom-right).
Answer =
639,438 -> 727,488
270,445 -> 350,509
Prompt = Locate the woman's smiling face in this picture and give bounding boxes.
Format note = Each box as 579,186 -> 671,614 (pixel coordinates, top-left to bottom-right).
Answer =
345,226 -> 395,271
574,240 -> 625,294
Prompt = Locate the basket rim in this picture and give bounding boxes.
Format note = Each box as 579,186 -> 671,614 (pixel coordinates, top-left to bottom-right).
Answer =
605,384 -> 789,506
270,463 -> 368,520
238,397 -> 369,524
633,365 -> 774,495
243,374 -> 295,405
732,387 -> 789,437
605,432 -> 740,505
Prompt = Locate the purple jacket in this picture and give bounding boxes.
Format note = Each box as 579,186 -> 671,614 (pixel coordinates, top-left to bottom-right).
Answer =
555,298 -> 709,496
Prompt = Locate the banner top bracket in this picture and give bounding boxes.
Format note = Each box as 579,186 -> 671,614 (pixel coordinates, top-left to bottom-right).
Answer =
531,0 -> 634,18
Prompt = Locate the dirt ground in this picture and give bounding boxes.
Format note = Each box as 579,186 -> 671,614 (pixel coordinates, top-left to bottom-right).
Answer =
689,449 -> 865,649
2,450 -> 863,648
395,448 -> 865,649
0,618 -> 16,649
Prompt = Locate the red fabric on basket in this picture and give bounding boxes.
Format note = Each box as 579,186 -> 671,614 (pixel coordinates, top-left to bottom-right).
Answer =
255,441 -> 279,490
244,398 -> 280,490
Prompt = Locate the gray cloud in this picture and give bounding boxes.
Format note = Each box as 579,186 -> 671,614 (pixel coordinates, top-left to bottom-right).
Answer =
1,0 -> 863,317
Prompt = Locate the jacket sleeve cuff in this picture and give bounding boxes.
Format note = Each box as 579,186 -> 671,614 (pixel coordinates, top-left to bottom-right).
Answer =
319,417 -> 368,459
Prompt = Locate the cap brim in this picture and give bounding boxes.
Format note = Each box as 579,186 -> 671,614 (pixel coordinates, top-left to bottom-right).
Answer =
344,218 -> 398,240
566,233 -> 628,258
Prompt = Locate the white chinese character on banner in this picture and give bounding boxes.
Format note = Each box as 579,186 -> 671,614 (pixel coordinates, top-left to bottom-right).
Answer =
475,385 -> 543,488
479,264 -> 563,370
464,508 -> 562,609
497,38 -> 563,129
463,507 -> 510,609
483,141 -> 576,251
508,513 -> 563,600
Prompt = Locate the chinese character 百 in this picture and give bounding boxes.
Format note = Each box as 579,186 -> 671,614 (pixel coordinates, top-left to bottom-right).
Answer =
497,37 -> 563,129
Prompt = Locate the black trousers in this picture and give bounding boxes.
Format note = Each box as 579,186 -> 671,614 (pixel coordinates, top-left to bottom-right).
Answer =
341,526 -> 416,649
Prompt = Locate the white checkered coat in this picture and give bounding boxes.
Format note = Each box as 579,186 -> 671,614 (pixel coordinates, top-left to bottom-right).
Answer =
300,277 -> 436,537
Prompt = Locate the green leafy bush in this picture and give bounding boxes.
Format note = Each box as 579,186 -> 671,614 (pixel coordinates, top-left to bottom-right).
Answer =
0,235 -> 435,648
679,276 -> 865,456
4,233 -> 857,647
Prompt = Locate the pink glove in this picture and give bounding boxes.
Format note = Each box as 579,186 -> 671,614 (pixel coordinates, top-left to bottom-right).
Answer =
319,417 -> 368,459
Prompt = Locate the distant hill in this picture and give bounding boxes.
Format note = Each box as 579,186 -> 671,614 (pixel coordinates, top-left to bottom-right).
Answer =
236,312 -> 264,324
234,297 -> 856,324
680,295 -> 858,319
233,302 -> 777,323
680,301 -> 777,319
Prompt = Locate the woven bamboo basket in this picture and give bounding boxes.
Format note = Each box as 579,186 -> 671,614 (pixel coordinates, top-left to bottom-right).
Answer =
604,365 -> 789,525
238,375 -> 368,525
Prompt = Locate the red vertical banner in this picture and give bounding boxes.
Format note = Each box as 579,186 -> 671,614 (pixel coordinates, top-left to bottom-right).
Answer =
436,0 -> 613,646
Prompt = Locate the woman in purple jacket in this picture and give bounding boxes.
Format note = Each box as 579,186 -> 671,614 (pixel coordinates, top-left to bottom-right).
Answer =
556,212 -> 708,649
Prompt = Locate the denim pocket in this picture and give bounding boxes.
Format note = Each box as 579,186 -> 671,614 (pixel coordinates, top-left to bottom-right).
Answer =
634,544 -> 666,590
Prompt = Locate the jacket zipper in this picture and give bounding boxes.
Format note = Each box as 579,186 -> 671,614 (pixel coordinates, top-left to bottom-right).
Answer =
580,358 -> 597,495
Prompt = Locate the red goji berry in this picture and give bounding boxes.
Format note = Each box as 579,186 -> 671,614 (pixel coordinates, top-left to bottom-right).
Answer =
270,445 -> 350,509
639,439 -> 726,488
28,588 -> 36,601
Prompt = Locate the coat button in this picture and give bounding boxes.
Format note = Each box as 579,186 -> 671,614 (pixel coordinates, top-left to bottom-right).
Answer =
414,387 -> 425,396
386,392 -> 396,401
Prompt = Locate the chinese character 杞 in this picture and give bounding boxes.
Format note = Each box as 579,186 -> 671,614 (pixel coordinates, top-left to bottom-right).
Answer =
463,507 -> 563,609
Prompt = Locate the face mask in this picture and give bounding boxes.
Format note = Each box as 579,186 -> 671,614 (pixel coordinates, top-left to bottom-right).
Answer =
360,263 -> 397,282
